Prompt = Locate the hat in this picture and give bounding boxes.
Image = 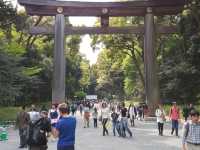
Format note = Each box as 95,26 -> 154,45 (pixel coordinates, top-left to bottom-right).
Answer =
172,101 -> 176,104
41,110 -> 48,115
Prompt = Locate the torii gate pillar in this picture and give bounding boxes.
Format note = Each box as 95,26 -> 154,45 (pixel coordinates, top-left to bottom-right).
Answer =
144,7 -> 160,115
52,14 -> 66,104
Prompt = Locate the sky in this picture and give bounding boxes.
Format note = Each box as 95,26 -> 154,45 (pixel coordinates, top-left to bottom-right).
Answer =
12,0 -> 119,65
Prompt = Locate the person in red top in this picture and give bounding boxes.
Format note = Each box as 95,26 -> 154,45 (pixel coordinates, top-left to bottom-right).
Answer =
169,102 -> 180,137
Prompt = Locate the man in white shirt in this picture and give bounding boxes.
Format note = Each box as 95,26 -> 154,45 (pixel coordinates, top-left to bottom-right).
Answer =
28,105 -> 40,123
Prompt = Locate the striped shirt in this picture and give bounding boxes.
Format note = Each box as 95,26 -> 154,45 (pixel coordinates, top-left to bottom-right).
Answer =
182,121 -> 200,145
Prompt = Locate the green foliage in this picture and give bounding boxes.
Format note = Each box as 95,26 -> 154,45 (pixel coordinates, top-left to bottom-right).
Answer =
74,91 -> 86,100
91,17 -> 144,100
79,59 -> 90,88
0,107 -> 20,121
94,49 -> 125,100
158,0 -> 200,103
0,0 -> 16,31
0,51 -> 25,106
0,1 -> 84,106
65,49 -> 82,99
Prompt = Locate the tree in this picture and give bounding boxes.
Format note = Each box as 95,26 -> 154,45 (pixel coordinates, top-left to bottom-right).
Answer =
0,51 -> 24,105
91,17 -> 144,100
158,0 -> 200,103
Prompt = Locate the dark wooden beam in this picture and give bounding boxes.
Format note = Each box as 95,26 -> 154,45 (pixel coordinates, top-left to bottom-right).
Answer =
29,26 -> 178,35
18,0 -> 186,16
18,0 -> 186,8
101,16 -> 109,27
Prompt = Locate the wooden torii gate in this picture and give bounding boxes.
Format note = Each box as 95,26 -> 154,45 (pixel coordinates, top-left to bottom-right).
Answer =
18,0 -> 186,114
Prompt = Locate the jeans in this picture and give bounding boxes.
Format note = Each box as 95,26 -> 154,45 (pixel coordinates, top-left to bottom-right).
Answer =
102,118 -> 108,136
116,121 -> 122,136
171,120 -> 179,136
19,127 -> 28,147
93,118 -> 97,128
158,122 -> 164,135
112,121 -> 117,136
58,145 -> 74,150
121,117 -> 132,137
130,115 -> 135,127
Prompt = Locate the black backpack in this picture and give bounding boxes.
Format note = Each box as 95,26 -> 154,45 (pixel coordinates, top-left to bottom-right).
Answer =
27,118 -> 47,146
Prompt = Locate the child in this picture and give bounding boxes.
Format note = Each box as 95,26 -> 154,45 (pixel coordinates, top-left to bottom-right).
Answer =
182,110 -> 200,150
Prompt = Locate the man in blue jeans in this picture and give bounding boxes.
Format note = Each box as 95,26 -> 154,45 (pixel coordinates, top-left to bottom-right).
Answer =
121,103 -> 132,137
52,103 -> 76,150
111,108 -> 119,136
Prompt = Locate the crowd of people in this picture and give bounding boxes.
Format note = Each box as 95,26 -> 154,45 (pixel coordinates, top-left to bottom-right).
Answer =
16,103 -> 76,150
15,100 -> 200,150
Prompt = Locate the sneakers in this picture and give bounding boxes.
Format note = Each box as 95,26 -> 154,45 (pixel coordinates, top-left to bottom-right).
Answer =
18,145 -> 27,149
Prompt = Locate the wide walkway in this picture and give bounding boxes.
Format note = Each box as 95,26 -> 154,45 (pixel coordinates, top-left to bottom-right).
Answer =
1,114 -> 183,150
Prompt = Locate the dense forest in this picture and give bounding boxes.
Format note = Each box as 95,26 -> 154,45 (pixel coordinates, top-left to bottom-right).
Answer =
0,0 -> 199,106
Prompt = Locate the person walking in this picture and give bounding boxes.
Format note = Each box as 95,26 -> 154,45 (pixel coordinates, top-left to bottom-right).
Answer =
137,105 -> 143,121
121,102 -> 132,137
48,104 -> 59,128
101,103 -> 110,136
27,110 -> 51,150
71,103 -> 77,116
16,106 -> 30,148
169,102 -> 180,137
79,103 -> 83,116
92,107 -> 98,128
48,104 -> 59,141
155,104 -> 166,136
111,108 -> 119,136
129,104 -> 137,127
182,110 -> 200,150
183,104 -> 190,122
53,103 -> 76,150
83,103 -> 90,128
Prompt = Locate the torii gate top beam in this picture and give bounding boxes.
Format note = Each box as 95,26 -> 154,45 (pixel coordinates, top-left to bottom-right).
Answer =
18,0 -> 187,17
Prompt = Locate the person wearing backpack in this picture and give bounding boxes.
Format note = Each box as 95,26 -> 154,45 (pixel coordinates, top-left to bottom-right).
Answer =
52,103 -> 76,150
182,110 -> 200,150
27,110 -> 51,150
169,102 -> 180,137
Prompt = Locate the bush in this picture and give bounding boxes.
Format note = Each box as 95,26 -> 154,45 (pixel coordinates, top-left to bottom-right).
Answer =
0,107 -> 20,121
